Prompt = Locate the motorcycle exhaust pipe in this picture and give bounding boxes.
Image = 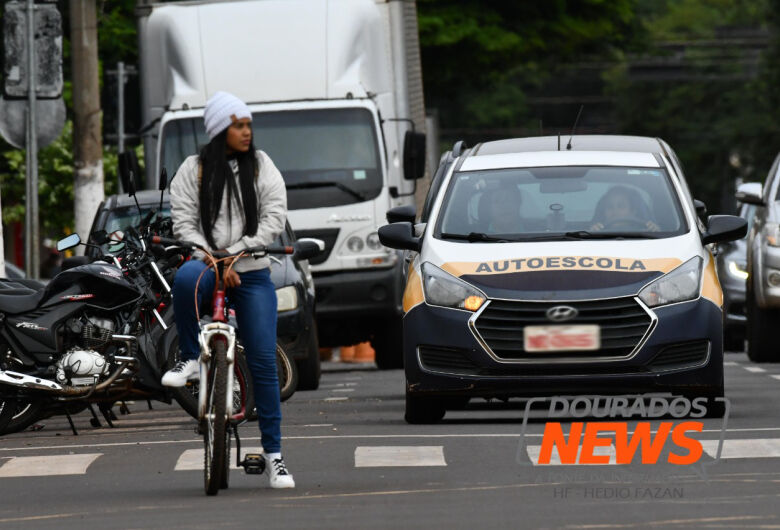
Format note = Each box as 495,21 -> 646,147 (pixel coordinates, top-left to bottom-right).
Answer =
0,358 -> 137,397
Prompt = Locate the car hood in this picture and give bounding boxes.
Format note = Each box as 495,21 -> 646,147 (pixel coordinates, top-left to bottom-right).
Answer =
421,235 -> 704,301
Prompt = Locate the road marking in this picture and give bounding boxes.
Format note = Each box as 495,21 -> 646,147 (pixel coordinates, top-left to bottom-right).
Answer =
771,375 -> 780,382
299,424 -> 334,427
355,446 -> 446,467
9,428 -> 780,452
174,447 -> 263,471
331,388 -> 355,393
321,383 -> 358,388
723,361 -> 740,366
324,397 -> 349,402
0,454 -> 101,477
702,439 -> 780,459
744,366 -> 767,373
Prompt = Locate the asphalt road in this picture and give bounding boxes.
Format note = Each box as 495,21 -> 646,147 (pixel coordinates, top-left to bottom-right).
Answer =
1,352 -> 780,530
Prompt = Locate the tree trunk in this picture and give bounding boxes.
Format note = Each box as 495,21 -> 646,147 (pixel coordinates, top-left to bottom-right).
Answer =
70,0 -> 103,251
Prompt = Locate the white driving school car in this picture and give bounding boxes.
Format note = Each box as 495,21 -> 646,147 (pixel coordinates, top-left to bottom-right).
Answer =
379,135 -> 747,423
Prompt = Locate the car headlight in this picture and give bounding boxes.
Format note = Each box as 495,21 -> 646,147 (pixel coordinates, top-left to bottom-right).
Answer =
638,256 -> 702,308
727,260 -> 748,280
421,262 -> 486,311
276,286 -> 298,312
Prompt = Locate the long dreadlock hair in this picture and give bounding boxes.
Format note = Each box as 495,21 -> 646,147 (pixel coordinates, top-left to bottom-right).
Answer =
198,129 -> 260,249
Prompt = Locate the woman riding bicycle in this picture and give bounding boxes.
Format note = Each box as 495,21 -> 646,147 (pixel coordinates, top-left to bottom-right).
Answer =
161,91 -> 294,488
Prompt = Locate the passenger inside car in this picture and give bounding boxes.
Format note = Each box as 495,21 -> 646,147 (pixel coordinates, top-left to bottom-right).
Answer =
480,186 -> 525,233
590,185 -> 660,232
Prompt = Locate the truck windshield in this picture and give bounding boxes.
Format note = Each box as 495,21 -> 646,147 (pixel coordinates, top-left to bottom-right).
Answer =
161,108 -> 382,210
435,166 -> 688,241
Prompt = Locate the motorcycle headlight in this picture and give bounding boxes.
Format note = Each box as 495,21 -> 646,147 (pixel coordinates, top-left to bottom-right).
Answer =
276,286 -> 298,312
421,262 -> 486,311
638,256 -> 702,308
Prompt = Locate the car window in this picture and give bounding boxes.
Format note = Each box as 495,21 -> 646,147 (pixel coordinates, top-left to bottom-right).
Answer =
435,166 -> 688,239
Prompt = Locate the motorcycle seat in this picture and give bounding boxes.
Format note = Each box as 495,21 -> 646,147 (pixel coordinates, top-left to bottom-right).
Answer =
0,290 -> 45,313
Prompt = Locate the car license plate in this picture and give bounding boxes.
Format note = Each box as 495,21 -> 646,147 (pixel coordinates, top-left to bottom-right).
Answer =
524,325 -> 600,352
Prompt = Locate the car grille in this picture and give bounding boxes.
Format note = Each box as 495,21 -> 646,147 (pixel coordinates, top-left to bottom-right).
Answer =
472,297 -> 652,361
293,228 -> 340,265
648,341 -> 710,372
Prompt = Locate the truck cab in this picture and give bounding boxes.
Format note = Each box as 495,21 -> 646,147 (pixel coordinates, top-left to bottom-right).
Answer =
136,0 -> 427,367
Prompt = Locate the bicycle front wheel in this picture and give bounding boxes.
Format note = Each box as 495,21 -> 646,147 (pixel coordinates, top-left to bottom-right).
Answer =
203,338 -> 230,496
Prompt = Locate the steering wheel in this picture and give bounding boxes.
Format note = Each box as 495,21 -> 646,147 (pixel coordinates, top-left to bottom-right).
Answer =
602,217 -> 648,230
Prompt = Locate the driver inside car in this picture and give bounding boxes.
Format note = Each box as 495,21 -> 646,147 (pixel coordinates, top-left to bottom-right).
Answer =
590,185 -> 660,232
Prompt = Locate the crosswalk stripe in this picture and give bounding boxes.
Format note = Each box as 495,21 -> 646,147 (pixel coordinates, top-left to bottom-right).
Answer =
0,454 -> 102,477
771,375 -> 780,382
701,439 -> 780,459
723,361 -> 740,366
744,366 -> 766,373
174,447 -> 263,471
354,446 -> 446,467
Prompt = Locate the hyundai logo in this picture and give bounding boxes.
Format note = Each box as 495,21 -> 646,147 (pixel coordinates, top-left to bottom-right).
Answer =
546,305 -> 578,322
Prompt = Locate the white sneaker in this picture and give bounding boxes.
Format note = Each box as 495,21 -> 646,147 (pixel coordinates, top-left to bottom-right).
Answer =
265,454 -> 295,489
161,359 -> 199,387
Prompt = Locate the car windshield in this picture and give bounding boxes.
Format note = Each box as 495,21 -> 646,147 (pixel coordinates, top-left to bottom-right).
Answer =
99,206 -> 171,253
435,166 -> 688,241
161,108 -> 383,210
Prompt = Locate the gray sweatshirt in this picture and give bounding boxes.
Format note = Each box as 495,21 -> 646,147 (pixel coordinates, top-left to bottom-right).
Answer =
170,150 -> 287,273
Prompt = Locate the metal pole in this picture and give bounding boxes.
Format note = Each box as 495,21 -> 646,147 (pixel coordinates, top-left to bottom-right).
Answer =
26,0 -> 40,279
117,61 -> 125,154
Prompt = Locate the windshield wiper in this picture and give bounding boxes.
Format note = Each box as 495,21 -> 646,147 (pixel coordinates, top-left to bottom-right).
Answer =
286,181 -> 366,201
564,230 -> 660,240
440,232 -> 534,243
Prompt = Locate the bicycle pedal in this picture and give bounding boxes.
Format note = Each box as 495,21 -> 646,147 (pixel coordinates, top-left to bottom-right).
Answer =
240,453 -> 266,474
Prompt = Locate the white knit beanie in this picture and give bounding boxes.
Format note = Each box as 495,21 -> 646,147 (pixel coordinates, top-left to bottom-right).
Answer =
203,91 -> 252,140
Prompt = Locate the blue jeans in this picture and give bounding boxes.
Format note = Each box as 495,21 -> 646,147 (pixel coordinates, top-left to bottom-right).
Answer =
172,260 -> 282,453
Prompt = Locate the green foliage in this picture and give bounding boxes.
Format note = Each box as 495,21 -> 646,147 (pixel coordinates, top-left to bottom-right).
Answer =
418,0 -> 642,130
0,121 -> 121,237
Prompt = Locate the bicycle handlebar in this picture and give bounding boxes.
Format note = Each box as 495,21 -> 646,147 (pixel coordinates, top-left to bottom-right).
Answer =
149,236 -> 294,258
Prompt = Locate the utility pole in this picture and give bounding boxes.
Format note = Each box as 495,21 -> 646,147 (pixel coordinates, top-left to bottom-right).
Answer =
70,0 -> 103,251
24,0 -> 39,277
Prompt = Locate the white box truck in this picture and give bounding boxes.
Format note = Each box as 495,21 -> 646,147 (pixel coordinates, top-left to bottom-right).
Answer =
135,0 -> 427,368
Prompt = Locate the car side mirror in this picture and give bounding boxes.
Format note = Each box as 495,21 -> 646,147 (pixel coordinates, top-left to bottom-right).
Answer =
403,130 -> 426,181
378,222 -> 421,251
702,215 -> 748,245
693,199 -> 707,219
294,238 -> 325,261
735,182 -> 764,206
386,204 -> 416,224
57,233 -> 81,252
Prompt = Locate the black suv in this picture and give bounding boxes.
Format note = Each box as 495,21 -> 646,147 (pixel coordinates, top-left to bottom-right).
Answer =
86,190 -> 321,389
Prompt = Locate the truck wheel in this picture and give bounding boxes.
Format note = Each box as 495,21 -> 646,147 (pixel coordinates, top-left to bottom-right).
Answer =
373,317 -> 404,370
296,322 -> 321,391
746,287 -> 780,362
405,390 -> 446,424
